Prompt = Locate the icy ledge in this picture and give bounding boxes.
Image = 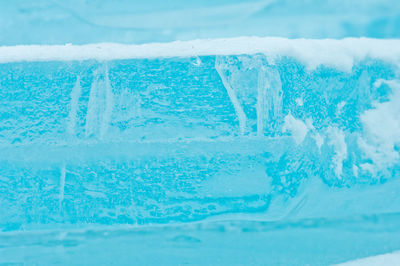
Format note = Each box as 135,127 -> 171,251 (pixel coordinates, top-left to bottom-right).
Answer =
1,37 -> 400,71
1,37 -> 400,229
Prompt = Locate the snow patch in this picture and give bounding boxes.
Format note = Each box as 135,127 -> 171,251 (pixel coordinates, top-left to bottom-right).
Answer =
283,114 -> 309,145
313,133 -> 324,151
295,98 -> 303,106
358,80 -> 400,175
336,101 -> 346,116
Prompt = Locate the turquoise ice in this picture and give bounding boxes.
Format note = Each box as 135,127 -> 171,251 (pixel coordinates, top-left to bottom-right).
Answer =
1,0 -> 400,264
1,38 -> 400,264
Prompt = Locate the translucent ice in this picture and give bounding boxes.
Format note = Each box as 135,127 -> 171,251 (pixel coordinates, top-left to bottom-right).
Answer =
1,38 -> 400,231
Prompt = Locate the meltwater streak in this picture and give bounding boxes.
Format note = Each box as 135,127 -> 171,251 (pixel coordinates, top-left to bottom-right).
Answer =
215,57 -> 247,135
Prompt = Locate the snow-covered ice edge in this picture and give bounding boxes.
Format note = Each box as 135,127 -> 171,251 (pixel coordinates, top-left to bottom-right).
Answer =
1,37 -> 400,71
335,251 -> 400,265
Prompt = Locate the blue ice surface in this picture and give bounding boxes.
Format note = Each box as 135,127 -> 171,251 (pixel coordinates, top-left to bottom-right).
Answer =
1,0 -> 400,265
1,53 -> 400,264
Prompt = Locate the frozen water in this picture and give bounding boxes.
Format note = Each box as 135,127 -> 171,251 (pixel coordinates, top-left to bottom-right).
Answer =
1,40 -> 400,232
1,32 -> 400,265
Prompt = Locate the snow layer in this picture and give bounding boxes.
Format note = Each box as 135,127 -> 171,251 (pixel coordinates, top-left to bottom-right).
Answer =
1,37 -> 400,71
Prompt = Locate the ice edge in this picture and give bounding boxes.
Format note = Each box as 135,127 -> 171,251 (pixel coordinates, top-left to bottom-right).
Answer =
1,37 -> 400,71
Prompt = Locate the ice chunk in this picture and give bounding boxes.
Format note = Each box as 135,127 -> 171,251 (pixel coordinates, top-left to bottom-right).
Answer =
0,38 -> 400,229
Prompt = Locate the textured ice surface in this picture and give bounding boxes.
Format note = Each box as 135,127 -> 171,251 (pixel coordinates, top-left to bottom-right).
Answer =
1,38 -> 400,264
1,38 -> 400,230
1,0 -> 400,45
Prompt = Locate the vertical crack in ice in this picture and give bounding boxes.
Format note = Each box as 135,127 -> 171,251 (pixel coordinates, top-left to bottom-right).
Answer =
266,66 -> 283,133
257,65 -> 283,136
257,66 -> 267,137
66,77 -> 82,137
215,56 -> 247,135
62,77 -> 82,211
99,68 -> 114,140
59,162 -> 66,209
